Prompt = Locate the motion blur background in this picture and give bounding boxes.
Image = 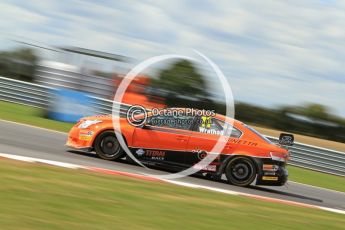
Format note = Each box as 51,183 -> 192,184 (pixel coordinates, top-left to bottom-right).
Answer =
0,0 -> 345,143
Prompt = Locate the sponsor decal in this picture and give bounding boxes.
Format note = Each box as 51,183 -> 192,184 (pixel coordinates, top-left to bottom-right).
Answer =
197,150 -> 208,160
193,164 -> 217,172
80,130 -> 94,135
199,116 -> 224,135
200,116 -> 212,128
264,171 -> 277,176
136,149 -> 166,160
262,176 -> 279,181
228,138 -> 258,147
136,148 -> 145,157
193,150 -> 220,161
79,130 -> 93,140
199,127 -> 224,135
79,136 -> 92,141
263,164 -> 279,171
146,150 -> 166,160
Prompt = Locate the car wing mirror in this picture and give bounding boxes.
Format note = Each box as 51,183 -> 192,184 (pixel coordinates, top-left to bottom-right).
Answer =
141,123 -> 152,129
278,133 -> 294,146
139,120 -> 152,129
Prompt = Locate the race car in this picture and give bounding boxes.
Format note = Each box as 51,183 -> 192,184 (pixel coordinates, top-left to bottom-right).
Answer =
66,108 -> 293,187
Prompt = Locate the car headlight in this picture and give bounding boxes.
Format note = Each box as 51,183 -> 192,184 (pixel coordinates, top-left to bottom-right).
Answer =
78,120 -> 102,129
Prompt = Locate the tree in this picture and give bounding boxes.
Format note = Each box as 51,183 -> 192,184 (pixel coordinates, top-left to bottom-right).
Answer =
303,103 -> 330,120
153,60 -> 210,100
0,48 -> 38,82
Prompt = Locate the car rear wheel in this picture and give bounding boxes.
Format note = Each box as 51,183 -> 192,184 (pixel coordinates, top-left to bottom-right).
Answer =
94,131 -> 124,161
225,157 -> 257,187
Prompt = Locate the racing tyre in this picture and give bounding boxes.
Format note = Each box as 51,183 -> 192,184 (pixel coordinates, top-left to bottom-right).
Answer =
225,157 -> 257,187
94,131 -> 125,161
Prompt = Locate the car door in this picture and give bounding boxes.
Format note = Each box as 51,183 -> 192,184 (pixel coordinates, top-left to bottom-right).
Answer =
131,114 -> 195,165
185,116 -> 242,168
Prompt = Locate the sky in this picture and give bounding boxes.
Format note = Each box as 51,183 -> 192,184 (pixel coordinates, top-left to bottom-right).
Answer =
1,0 -> 345,116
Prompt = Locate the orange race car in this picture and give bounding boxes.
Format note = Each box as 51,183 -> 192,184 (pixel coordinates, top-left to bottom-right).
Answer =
66,108 -> 294,187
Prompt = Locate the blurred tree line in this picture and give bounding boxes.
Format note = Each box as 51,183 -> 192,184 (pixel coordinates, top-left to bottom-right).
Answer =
152,60 -> 345,143
0,48 -> 38,82
235,103 -> 345,143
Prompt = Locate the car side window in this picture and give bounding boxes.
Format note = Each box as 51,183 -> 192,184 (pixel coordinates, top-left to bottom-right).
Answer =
197,117 -> 242,138
147,115 -> 194,131
218,120 -> 242,138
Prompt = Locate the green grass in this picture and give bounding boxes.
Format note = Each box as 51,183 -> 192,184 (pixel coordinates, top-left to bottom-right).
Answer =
0,159 -> 344,230
0,101 -> 73,132
288,166 -> 345,192
0,100 -> 344,193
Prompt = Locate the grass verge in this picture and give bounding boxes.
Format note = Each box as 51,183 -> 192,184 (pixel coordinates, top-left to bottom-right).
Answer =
0,159 -> 344,230
0,100 -> 344,193
0,101 -> 73,132
288,166 -> 345,192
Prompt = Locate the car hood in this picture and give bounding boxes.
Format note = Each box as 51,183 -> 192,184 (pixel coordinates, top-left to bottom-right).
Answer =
80,114 -> 112,121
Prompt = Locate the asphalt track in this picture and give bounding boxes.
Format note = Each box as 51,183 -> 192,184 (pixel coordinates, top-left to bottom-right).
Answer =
1,120 -> 344,211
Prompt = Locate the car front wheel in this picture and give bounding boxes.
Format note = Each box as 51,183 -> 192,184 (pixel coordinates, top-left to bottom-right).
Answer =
94,131 -> 124,161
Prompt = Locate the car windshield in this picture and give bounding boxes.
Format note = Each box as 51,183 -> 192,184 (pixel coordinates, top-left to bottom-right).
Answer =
245,124 -> 272,144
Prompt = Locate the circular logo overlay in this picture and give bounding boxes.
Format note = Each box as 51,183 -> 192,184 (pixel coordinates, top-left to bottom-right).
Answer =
112,51 -> 234,180
126,105 -> 148,127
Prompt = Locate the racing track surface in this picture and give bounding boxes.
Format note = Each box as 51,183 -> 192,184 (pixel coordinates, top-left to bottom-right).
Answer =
1,120 -> 345,211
